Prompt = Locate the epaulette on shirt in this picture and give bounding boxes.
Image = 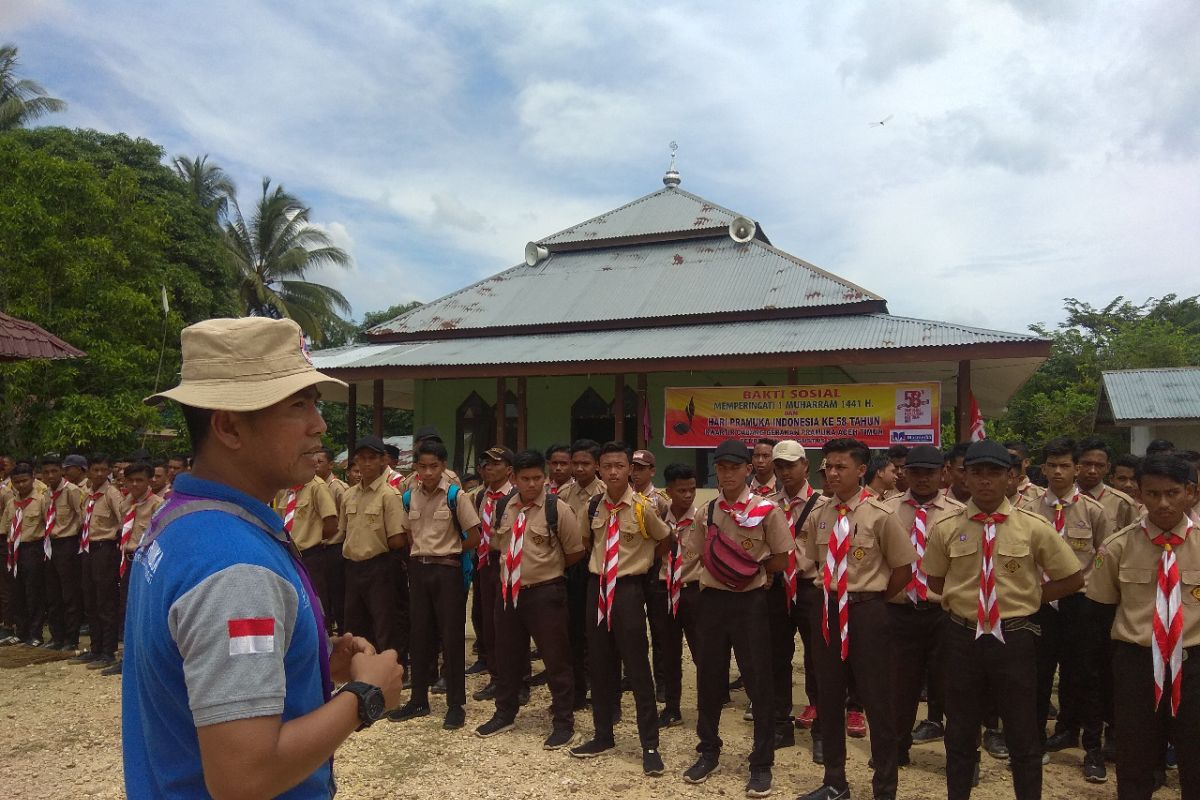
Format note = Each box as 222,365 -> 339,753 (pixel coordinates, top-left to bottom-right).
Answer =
863,495 -> 894,513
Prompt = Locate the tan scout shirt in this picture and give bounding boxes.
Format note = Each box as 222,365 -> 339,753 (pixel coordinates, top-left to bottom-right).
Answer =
1088,516 -> 1200,648
83,482 -> 124,542
120,490 -> 164,553
803,489 -> 916,594
633,485 -> 670,519
1017,478 -> 1046,505
340,474 -> 407,562
2,493 -> 46,543
559,477 -> 605,547
749,476 -> 777,497
275,477 -> 338,551
44,480 -> 83,539
323,475 -> 349,513
406,474 -> 482,558
773,484 -> 820,580
923,499 -> 1080,621
687,488 -> 793,592
494,496 -> 584,587
1026,488 -> 1111,589
883,490 -> 964,605
659,506 -> 703,583
1085,484 -> 1138,536
587,486 -> 670,578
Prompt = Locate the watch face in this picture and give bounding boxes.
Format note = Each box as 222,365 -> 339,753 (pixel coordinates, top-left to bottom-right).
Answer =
365,688 -> 386,720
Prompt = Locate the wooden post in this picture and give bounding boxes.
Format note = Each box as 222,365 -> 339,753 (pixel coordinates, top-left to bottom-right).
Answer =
495,377 -> 507,447
636,373 -> 648,450
787,366 -> 798,385
517,377 -> 528,450
956,360 -> 971,443
613,373 -> 626,443
372,379 -> 384,437
346,383 -> 357,454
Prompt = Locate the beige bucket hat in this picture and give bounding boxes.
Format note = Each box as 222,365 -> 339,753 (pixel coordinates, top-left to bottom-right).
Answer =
145,317 -> 346,412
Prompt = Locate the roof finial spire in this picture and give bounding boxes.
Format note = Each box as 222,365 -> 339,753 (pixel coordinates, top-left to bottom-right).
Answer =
663,141 -> 681,187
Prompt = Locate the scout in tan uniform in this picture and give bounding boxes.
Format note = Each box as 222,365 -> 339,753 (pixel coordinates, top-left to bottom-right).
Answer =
38,453 -> 85,652
1087,453 -> 1200,800
340,436 -> 407,655
399,426 -> 462,491
275,473 -> 338,633
1076,437 -> 1139,532
867,453 -> 899,499
798,438 -> 915,800
314,447 -> 348,510
3,464 -> 48,645
470,446 -> 516,700
390,438 -> 481,731
749,439 -> 778,497
568,442 -> 670,777
944,442 -> 972,504
888,445 -> 910,496
72,453 -> 125,668
313,446 -> 349,633
883,445 -> 963,764
545,443 -> 573,495
922,440 -> 1083,800
558,438 -> 606,708
1004,441 -> 1046,507
631,447 -> 671,703
475,449 -> 585,748
680,440 -> 793,797
1027,437 -> 1111,781
107,462 -> 165,675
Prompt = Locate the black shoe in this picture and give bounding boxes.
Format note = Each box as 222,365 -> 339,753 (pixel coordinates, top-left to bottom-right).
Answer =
443,705 -> 465,730
1102,732 -> 1117,763
729,676 -> 745,691
431,676 -> 447,695
572,695 -> 590,711
519,686 -> 530,706
1045,730 -> 1079,752
569,738 -> 615,759
656,685 -> 666,704
796,785 -> 849,800
745,767 -> 772,797
972,761 -> 981,788
911,719 -> 944,743
475,714 -> 514,738
43,640 -> 65,651
23,638 -> 42,647
812,735 -> 825,765
1083,749 -> 1107,783
1166,744 -> 1178,770
100,660 -> 123,676
0,635 -> 21,646
683,754 -> 719,784
465,659 -> 487,675
983,728 -> 1009,760
743,702 -> 754,721
472,681 -> 497,701
1047,702 -> 1058,720
658,708 -> 683,728
530,648 -> 541,660
80,623 -> 90,636
543,727 -> 575,750
643,748 -> 665,777
528,670 -> 548,687
87,654 -> 116,669
774,725 -> 795,749
620,676 -> 632,692
388,701 -> 430,722
71,650 -> 97,663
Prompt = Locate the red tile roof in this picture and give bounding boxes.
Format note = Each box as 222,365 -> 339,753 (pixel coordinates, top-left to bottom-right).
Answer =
0,312 -> 86,361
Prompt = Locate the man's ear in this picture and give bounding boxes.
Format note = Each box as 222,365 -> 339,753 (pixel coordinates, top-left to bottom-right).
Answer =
208,410 -> 247,452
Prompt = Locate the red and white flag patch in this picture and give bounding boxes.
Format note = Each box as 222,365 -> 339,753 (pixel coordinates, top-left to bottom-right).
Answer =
227,617 -> 276,655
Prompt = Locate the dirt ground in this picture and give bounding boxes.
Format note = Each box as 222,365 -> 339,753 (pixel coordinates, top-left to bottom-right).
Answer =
0,634 -> 1178,800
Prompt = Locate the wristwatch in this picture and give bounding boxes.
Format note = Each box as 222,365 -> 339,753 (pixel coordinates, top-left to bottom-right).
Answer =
337,681 -> 386,730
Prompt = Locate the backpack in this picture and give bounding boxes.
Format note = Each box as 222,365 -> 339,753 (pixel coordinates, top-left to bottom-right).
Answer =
700,498 -> 765,591
403,484 -> 473,592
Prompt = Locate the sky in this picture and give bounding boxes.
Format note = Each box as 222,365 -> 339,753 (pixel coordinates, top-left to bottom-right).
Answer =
6,0 -> 1199,335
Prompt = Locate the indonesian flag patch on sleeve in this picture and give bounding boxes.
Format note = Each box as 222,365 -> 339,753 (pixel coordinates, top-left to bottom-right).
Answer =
227,617 -> 276,655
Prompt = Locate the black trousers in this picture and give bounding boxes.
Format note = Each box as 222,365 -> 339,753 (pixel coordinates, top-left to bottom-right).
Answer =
84,541 -> 120,656
470,557 -> 485,659
496,579 -> 574,729
409,559 -> 466,707
645,571 -> 668,693
1113,642 -> 1199,800
697,586 -> 776,769
300,544 -> 343,634
585,575 -> 658,749
46,535 -> 83,646
566,558 -> 590,704
811,595 -> 898,797
477,559 -> 501,679
943,619 -> 1042,800
15,546 -> 47,641
391,549 -> 411,665
344,554 -> 399,653
889,601 -> 947,754
1035,595 -> 1103,750
0,535 -> 13,627
767,574 -> 822,727
652,582 -> 701,714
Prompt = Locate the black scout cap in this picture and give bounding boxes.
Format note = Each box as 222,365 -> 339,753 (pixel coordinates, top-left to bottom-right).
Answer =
482,446 -> 515,465
905,445 -> 944,470
353,435 -> 388,455
964,440 -> 1012,469
713,439 -> 751,465
413,425 -> 443,443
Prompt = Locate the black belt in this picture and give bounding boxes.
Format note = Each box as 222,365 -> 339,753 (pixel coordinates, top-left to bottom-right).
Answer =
413,555 -> 460,568
682,581 -> 700,590
1114,640 -> 1200,661
905,600 -> 940,611
524,577 -> 566,590
848,591 -> 884,604
948,611 -> 1041,636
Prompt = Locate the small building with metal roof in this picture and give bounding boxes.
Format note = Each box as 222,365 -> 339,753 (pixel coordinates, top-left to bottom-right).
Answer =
1097,367 -> 1200,453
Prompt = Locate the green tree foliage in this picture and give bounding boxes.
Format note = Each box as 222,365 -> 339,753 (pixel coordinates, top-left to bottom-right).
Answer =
992,295 -> 1200,452
0,127 -> 236,456
171,153 -> 236,225
0,44 -> 66,131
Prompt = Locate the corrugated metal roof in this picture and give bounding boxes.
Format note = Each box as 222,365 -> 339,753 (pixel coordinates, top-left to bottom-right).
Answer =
1101,368 -> 1200,422
0,311 -> 86,361
368,237 -> 883,337
538,187 -> 749,246
319,314 -> 1041,370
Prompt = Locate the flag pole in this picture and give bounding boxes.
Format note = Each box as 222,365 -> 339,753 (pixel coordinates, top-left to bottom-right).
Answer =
144,286 -> 171,448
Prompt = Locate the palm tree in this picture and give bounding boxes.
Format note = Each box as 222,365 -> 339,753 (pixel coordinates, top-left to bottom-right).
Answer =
224,178 -> 352,344
172,154 -> 237,223
0,44 -> 66,131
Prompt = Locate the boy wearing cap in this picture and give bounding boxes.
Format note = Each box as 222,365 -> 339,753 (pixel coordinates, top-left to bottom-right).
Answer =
798,438 -> 916,800
124,317 -> 405,800
475,449 -> 586,748
749,439 -> 778,496
275,473 -> 338,633
390,438 -> 482,731
882,445 -> 963,764
768,440 -> 822,754
73,453 -> 126,670
402,426 -> 462,490
105,462 -> 166,675
40,453 -> 85,652
681,439 -> 793,797
558,438 -> 606,707
922,439 -> 1082,800
1087,453 -> 1199,799
569,442 -> 670,777
3,463 -> 48,645
471,446 -> 516,701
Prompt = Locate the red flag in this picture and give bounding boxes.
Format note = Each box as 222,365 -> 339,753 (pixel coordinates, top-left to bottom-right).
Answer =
642,398 -> 653,443
969,392 -> 987,442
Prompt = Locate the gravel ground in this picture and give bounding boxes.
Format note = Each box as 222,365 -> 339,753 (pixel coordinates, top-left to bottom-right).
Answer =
0,636 -> 1175,799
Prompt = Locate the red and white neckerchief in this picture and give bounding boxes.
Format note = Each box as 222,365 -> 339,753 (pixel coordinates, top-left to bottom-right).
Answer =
782,484 -> 816,608
750,479 -> 774,497
1045,488 -> 1081,608
597,499 -> 624,630
43,484 -> 63,560
6,497 -> 33,576
80,490 -> 104,554
1148,517 -> 1191,715
666,512 -> 693,617
118,492 -> 153,578
822,490 -> 868,659
386,470 -> 404,490
718,496 -> 775,528
502,503 -> 528,608
972,511 -> 1008,642
479,489 -> 506,566
547,482 -> 560,496
281,485 -> 302,536
904,498 -> 932,603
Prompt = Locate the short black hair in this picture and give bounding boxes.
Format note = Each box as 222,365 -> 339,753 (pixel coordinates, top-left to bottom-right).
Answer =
150,458 -> 167,469
1113,453 -> 1141,472
513,449 -> 546,473
823,438 -> 870,465
181,404 -> 214,452
10,462 -> 33,477
1145,439 -> 1175,456
598,441 -> 631,462
124,461 -> 153,480
663,463 -> 696,484
319,447 -> 335,459
570,439 -> 601,460
416,439 -> 448,462
1176,450 -> 1200,469
462,471 -> 481,484
1042,437 -> 1077,463
544,443 -> 571,459
1009,453 -> 1023,470
886,445 -> 909,460
384,444 -> 400,460
865,454 -> 892,484
169,453 -> 190,464
39,453 -> 63,467
90,452 -> 112,467
947,442 -> 971,464
755,438 -> 778,448
1003,440 -> 1030,460
1137,453 -> 1194,486
1077,437 -> 1111,461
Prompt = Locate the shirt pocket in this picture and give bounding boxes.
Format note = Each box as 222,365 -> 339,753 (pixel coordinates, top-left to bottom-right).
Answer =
1065,526 -> 1093,554
1182,570 -> 1200,606
1117,567 -> 1154,585
948,537 -> 980,559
